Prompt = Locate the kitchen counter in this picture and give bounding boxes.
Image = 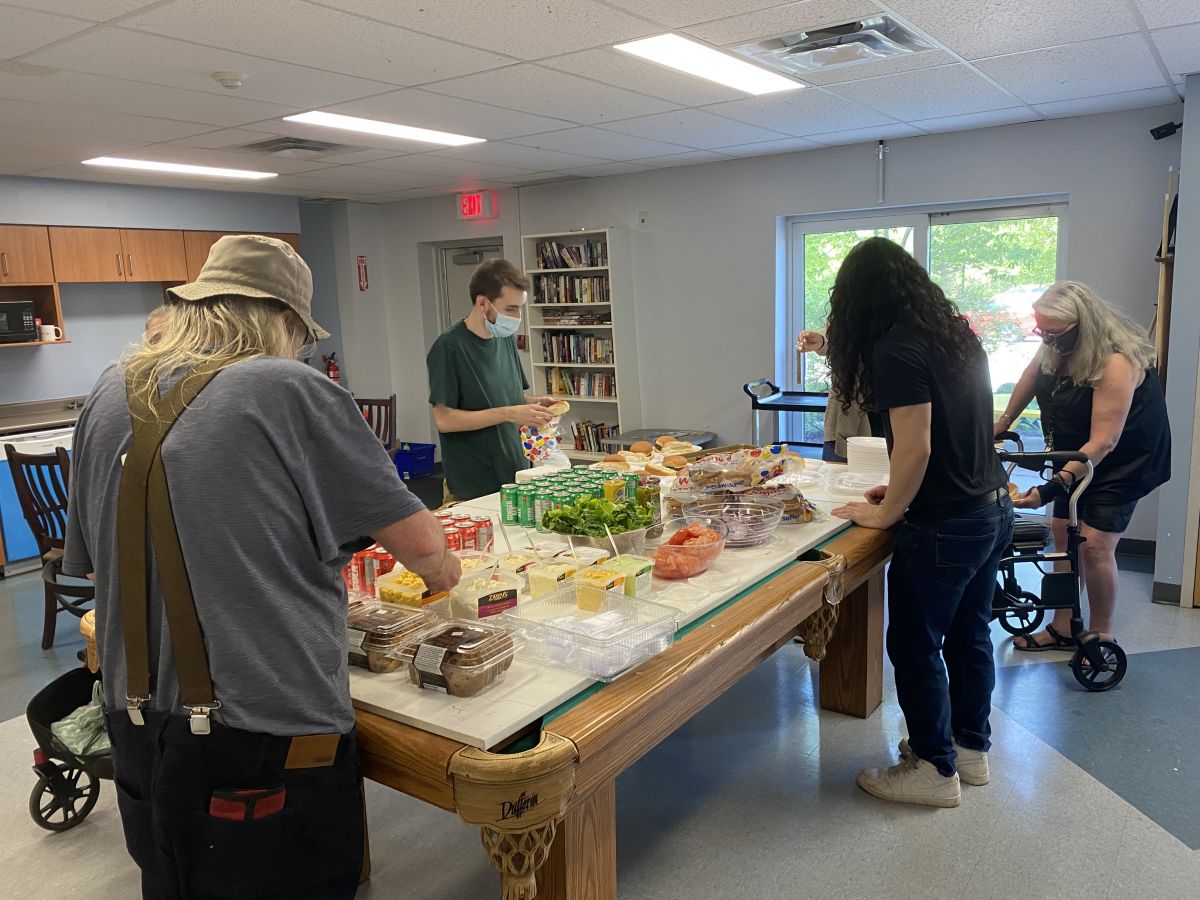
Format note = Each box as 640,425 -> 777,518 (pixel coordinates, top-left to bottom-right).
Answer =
0,397 -> 86,437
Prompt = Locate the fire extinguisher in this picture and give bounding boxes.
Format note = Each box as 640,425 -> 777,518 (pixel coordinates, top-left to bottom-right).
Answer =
323,352 -> 340,383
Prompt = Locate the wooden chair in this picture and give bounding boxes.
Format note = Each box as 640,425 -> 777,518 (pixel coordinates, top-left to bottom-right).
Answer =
4,443 -> 94,649
357,395 -> 398,453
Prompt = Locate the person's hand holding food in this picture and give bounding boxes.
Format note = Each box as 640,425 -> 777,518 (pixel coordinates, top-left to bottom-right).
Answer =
795,330 -> 826,353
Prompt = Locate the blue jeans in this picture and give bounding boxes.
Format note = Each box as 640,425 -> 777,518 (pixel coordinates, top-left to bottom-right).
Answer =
887,494 -> 1014,777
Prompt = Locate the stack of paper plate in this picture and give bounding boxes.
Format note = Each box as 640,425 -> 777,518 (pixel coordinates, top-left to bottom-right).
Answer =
846,437 -> 889,476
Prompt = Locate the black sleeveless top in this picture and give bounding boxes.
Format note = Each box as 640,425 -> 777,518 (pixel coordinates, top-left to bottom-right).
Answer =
1034,364 -> 1170,503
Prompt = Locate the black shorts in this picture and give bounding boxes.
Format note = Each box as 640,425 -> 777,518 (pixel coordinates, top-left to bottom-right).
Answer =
1053,494 -> 1138,533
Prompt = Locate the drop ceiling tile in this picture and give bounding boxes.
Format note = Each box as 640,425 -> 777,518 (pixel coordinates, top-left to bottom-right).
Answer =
317,0 -> 658,61
124,144 -> 336,175
601,108 -> 790,149
323,88 -> 574,141
291,165 -> 450,188
909,108 -> 1041,133
828,64 -> 1020,119
19,165 -> 235,192
882,0 -> 1141,59
710,136 -> 822,156
26,28 -> 397,108
509,127 -> 691,160
238,117 -> 442,154
703,87 -> 897,137
974,34 -> 1168,104
602,0 -> 794,28
424,65 -> 680,126
356,155 -> 537,178
805,122 -> 925,145
800,49 -> 953,85
0,127 -> 145,172
1135,0 -> 1200,29
502,171 -> 577,185
0,96 -> 213,143
1152,24 -> 1200,78
428,142 -> 610,171
0,6 -> 93,57
1033,86 -> 1182,118
559,160 -> 656,177
539,49 -> 746,107
120,0 -> 514,86
626,150 -> 739,168
1,1 -> 154,21
683,0 -> 881,47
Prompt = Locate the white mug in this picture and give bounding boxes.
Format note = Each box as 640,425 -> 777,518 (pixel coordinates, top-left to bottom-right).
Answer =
39,324 -> 62,342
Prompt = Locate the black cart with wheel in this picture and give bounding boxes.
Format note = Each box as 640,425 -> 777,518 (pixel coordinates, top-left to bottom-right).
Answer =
26,666 -> 111,831
743,379 -> 827,447
992,433 -> 1128,692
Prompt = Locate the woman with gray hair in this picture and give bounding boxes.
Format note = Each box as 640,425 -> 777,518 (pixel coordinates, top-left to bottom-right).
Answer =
995,281 -> 1170,651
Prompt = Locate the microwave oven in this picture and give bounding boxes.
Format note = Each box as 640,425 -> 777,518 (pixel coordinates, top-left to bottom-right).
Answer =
0,301 -> 38,343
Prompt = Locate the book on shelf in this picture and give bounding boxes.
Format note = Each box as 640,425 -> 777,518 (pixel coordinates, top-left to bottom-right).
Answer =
532,273 -> 609,304
539,312 -> 611,326
534,238 -> 608,269
541,332 -> 614,365
570,420 -> 620,454
546,367 -> 616,398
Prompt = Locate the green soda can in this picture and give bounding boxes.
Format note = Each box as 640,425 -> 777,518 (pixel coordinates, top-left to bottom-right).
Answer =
500,484 -> 519,526
534,492 -> 552,532
517,486 -> 536,528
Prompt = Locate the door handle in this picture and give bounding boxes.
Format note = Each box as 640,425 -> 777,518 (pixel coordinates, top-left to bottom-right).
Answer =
127,254 -> 134,278
1,252 -> 8,277
117,253 -> 123,277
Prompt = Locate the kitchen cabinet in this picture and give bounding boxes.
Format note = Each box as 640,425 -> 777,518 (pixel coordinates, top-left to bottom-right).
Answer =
48,227 -> 187,283
0,226 -> 55,283
184,231 -> 302,281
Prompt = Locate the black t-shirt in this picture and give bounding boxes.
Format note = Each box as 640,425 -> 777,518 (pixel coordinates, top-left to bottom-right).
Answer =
872,322 -> 1006,521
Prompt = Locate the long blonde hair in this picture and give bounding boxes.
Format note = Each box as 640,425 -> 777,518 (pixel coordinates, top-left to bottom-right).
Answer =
1034,281 -> 1155,385
123,296 -> 304,415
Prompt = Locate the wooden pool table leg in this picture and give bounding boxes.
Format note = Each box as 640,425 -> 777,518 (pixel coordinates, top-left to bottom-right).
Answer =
535,780 -> 617,900
819,567 -> 885,718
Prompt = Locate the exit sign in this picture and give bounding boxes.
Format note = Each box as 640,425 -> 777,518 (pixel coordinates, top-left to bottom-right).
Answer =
456,190 -> 496,220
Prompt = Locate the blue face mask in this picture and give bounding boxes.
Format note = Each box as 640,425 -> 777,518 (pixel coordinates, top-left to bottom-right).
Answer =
485,300 -> 522,339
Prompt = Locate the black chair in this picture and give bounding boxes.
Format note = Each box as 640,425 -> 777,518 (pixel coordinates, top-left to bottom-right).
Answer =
356,395 -> 398,453
4,443 -> 94,649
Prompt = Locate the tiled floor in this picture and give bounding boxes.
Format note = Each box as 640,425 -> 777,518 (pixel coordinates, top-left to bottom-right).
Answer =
1,560 -> 1198,899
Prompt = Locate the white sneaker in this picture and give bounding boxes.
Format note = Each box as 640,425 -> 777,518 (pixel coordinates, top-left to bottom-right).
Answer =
899,738 -> 990,786
857,755 -> 960,808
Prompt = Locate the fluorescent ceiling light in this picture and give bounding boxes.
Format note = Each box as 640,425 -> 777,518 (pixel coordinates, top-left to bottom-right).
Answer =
614,33 -> 802,95
283,111 -> 486,146
81,157 -> 277,180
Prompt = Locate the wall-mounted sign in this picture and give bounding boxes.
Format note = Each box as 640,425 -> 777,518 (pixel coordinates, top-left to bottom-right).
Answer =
456,190 -> 496,220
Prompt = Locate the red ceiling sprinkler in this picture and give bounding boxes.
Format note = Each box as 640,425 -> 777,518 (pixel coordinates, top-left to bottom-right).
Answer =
322,352 -> 340,383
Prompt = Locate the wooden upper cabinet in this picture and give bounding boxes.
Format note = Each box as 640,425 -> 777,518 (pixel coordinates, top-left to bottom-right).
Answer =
0,225 -> 55,283
120,229 -> 187,283
48,227 -> 125,283
184,231 -> 302,281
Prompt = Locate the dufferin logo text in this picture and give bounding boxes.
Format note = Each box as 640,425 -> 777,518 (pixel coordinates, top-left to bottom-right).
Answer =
500,791 -> 539,821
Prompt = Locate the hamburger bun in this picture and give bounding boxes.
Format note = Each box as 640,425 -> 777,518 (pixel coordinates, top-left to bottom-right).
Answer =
661,441 -> 697,455
630,440 -> 654,455
644,462 -> 675,477
1007,482 -> 1021,500
655,435 -> 675,449
662,455 -> 689,471
545,399 -> 571,417
602,453 -> 625,464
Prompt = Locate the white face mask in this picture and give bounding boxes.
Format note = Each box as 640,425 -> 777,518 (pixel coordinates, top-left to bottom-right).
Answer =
485,300 -> 522,338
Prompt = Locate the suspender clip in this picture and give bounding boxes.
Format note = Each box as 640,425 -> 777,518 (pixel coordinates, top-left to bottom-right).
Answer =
188,701 -> 221,735
126,696 -> 148,726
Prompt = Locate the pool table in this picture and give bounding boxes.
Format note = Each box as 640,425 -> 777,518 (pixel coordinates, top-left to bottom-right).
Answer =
355,521 -> 892,899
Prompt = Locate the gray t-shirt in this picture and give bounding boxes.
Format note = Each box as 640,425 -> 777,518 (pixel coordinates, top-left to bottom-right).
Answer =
63,357 -> 425,736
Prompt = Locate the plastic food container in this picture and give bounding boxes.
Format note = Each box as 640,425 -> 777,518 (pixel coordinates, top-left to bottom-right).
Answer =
501,587 -> 677,681
393,619 -> 520,697
348,607 -> 437,673
573,568 -> 626,611
644,516 -> 728,580
606,554 -> 654,598
495,551 -> 540,576
454,550 -> 498,575
560,530 -> 648,557
448,570 -> 523,620
527,561 -> 580,600
376,567 -> 447,607
555,546 -> 611,568
682,499 -> 783,549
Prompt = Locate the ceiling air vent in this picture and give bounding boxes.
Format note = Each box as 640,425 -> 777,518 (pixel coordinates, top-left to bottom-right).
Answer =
237,137 -> 349,159
730,15 -> 933,75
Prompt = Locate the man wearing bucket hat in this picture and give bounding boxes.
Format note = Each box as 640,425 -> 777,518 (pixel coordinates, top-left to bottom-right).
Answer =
64,235 -> 460,898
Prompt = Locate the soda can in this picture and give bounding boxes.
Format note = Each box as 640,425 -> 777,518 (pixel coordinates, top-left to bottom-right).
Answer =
363,554 -> 379,599
443,525 -> 464,552
534,492 -> 552,532
517,486 -> 536,528
346,552 -> 367,594
500,484 -> 519,526
457,520 -> 479,550
373,548 -> 396,577
433,509 -> 455,522
471,516 -> 494,552
624,474 -> 640,497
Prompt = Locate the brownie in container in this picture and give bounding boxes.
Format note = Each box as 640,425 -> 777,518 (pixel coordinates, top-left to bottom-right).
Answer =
348,607 -> 436,673
395,620 -> 518,697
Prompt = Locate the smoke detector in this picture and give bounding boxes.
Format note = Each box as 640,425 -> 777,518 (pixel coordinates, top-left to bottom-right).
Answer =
731,15 -> 933,75
211,70 -> 245,90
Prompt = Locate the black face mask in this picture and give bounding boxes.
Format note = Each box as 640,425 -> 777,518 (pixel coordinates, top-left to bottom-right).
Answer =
1042,326 -> 1079,355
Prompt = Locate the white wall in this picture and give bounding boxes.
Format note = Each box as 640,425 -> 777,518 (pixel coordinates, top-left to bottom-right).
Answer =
341,105 -> 1183,542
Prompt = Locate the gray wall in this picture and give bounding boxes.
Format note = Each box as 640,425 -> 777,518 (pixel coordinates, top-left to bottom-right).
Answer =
298,201 -> 345,385
1154,75 -> 1199,598
0,175 -> 300,405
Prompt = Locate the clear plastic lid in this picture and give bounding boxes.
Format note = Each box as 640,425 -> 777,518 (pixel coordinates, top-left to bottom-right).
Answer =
392,619 -> 523,697
454,550 -> 498,573
350,607 -> 436,644
448,570 -> 524,620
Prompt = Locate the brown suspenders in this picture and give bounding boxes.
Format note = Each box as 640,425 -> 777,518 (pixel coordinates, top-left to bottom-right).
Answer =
117,367 -> 223,734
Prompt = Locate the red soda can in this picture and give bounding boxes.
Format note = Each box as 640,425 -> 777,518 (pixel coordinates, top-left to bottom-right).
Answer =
443,526 -> 463,552
471,516 -> 494,552
457,520 -> 479,551
347,551 -> 369,594
373,548 -> 396,577
433,510 -> 455,522
363,554 -> 379,599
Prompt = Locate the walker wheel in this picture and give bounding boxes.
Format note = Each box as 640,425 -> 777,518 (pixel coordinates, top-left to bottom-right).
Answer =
29,763 -> 99,832
1071,640 -> 1127,692
996,590 -> 1044,636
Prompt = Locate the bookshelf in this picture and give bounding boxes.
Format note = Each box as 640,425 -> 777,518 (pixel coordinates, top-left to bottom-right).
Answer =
522,228 -> 641,461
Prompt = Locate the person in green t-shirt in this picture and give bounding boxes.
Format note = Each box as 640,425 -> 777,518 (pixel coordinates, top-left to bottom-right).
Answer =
427,259 -> 557,501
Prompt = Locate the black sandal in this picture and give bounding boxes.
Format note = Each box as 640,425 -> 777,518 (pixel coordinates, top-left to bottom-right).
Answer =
1013,623 -> 1074,652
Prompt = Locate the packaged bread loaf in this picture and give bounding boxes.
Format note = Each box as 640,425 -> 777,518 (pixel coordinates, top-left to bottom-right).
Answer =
674,444 -> 802,496
399,621 -> 518,697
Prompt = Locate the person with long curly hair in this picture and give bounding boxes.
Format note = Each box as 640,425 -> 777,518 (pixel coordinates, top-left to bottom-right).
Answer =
828,237 -> 1013,808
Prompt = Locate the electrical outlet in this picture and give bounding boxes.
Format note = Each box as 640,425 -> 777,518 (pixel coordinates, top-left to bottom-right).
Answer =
638,210 -> 648,229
